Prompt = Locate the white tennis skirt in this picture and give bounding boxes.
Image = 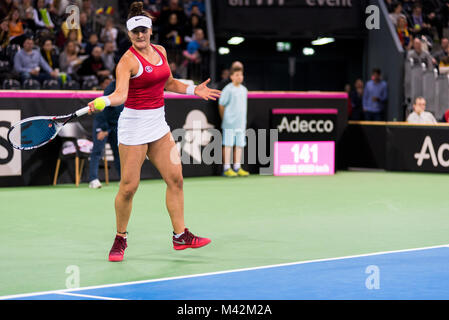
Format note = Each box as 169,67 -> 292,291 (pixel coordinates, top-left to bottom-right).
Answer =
117,106 -> 171,145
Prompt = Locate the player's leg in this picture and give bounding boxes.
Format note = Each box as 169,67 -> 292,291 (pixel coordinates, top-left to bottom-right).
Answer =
146,132 -> 185,234
146,132 -> 211,250
115,144 -> 148,234
109,144 -> 147,262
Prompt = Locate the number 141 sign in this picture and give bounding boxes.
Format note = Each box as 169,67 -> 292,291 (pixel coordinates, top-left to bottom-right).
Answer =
274,141 -> 335,176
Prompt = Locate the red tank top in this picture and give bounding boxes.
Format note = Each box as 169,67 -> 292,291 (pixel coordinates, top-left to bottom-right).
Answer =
125,44 -> 171,110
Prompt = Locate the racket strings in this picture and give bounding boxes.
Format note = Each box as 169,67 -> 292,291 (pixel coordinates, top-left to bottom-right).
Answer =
9,119 -> 58,149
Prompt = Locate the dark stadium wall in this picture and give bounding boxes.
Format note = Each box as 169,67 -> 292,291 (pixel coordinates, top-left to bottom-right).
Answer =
216,38 -> 365,92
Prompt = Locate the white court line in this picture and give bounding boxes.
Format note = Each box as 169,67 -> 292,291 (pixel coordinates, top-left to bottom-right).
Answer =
57,292 -> 126,300
1,243 -> 448,300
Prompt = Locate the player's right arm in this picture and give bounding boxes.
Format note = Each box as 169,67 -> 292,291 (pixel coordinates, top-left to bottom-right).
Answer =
88,51 -> 137,113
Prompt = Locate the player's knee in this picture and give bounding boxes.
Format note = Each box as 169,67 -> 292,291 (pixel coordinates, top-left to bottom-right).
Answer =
167,174 -> 183,190
119,180 -> 139,199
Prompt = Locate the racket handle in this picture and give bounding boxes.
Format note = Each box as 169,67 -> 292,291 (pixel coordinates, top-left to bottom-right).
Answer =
75,106 -> 90,117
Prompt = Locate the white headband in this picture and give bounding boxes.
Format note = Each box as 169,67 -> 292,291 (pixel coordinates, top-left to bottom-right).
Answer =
126,16 -> 152,31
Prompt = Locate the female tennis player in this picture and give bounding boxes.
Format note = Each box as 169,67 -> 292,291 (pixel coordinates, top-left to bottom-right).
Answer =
88,1 -> 220,262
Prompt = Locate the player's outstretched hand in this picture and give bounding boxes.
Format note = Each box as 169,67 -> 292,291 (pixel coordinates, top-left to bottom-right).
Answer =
195,78 -> 221,101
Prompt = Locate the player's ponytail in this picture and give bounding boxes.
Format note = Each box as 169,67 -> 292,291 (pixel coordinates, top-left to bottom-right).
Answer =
128,1 -> 153,19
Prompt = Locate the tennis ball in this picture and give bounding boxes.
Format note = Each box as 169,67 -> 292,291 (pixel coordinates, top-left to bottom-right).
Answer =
94,98 -> 106,111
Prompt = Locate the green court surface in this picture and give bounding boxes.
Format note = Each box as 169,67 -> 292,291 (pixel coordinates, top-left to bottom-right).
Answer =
1,171 -> 448,296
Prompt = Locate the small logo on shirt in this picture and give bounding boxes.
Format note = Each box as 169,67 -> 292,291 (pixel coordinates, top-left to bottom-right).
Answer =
145,66 -> 153,73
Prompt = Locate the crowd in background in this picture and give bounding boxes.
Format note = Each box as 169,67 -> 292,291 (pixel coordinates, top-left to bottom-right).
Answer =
0,0 -> 209,90
387,0 -> 449,73
345,0 -> 449,123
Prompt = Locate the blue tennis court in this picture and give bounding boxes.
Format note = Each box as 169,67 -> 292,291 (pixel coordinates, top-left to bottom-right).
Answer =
2,245 -> 448,300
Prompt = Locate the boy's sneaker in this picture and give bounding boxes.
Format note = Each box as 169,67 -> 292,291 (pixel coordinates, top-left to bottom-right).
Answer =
222,168 -> 238,177
108,236 -> 127,262
236,168 -> 250,177
89,179 -> 102,189
173,228 -> 211,250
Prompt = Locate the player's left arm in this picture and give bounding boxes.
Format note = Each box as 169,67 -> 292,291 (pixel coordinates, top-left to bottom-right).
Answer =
156,45 -> 221,101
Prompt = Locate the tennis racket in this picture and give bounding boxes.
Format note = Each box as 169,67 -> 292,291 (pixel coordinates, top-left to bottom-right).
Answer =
7,106 -> 90,151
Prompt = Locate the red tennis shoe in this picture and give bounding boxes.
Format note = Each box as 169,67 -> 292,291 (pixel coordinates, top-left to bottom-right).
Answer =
108,235 -> 127,262
173,228 -> 211,250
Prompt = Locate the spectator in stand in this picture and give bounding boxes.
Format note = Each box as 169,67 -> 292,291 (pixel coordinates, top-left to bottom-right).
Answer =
407,96 -> 437,124
408,4 -> 433,40
0,0 -> 13,21
8,8 -> 25,45
97,75 -> 113,91
184,13 -> 205,43
407,37 -> 436,71
60,5 -> 83,43
100,17 -> 118,51
438,56 -> 449,74
160,0 -> 186,28
23,7 -> 38,34
189,4 -> 204,19
81,0 -> 94,26
40,38 -> 59,71
14,36 -> 59,83
422,0 -> 444,41
102,41 -> 116,73
33,0 -> 55,30
84,33 -> 101,56
193,27 -> 208,53
397,16 -> 413,51
18,0 -> 33,20
67,28 -> 82,48
59,40 -> 82,78
363,68 -> 388,121
185,1 -> 205,17
349,79 -> 364,121
182,28 -> 208,64
389,2 -> 406,26
160,13 -> 183,50
433,37 -> 449,64
79,11 -> 93,41
0,18 -> 10,48
402,0 -> 415,16
77,45 -> 110,81
49,0 -> 71,18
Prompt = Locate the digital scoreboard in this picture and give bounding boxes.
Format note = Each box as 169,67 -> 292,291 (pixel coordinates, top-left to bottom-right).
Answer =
271,108 -> 338,176
274,141 -> 335,176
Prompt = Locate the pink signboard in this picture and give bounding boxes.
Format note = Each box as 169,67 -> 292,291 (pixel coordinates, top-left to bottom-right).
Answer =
274,141 -> 335,176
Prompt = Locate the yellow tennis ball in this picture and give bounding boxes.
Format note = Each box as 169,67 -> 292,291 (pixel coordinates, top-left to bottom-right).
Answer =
94,98 -> 106,111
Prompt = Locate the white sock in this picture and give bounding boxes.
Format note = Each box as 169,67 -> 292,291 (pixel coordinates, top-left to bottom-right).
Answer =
174,232 -> 184,238
224,164 -> 231,171
233,163 -> 241,171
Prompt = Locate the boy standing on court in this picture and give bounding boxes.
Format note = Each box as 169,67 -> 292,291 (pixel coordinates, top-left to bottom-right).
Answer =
218,67 -> 250,177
